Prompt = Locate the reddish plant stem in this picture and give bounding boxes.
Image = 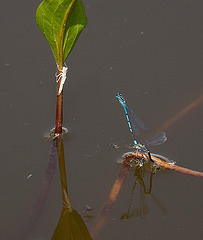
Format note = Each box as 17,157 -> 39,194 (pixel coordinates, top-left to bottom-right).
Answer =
90,162 -> 130,239
16,139 -> 58,240
157,94 -> 203,133
91,151 -> 203,239
55,68 -> 63,134
55,93 -> 63,134
128,152 -> 203,178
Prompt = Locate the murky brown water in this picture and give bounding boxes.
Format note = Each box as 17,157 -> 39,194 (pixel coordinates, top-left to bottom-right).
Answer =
1,1 -> 202,239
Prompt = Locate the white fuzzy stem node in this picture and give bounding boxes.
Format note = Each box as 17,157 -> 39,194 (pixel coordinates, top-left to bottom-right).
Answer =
56,65 -> 68,95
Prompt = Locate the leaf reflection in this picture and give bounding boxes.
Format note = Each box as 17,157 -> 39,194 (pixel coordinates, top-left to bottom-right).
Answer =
52,208 -> 92,240
52,137 -> 92,240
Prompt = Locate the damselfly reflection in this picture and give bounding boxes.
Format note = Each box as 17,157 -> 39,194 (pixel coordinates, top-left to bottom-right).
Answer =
121,167 -> 168,219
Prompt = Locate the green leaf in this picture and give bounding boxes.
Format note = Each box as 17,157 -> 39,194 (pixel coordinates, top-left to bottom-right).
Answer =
36,0 -> 87,65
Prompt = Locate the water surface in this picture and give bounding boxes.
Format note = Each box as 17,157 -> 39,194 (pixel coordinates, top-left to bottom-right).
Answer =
1,1 -> 202,239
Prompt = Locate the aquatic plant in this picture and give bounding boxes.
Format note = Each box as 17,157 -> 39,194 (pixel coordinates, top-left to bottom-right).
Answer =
36,0 -> 87,134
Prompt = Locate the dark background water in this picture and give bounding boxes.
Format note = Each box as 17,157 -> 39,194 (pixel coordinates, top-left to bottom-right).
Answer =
1,0 -> 202,239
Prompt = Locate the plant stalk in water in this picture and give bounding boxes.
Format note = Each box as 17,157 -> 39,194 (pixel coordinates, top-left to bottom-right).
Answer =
36,0 -> 87,134
55,82 -> 63,134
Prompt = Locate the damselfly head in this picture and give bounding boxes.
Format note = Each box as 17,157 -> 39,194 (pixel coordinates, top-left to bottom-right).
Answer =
116,93 -> 125,104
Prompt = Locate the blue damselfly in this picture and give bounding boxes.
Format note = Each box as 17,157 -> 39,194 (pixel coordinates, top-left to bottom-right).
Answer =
116,93 -> 167,163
